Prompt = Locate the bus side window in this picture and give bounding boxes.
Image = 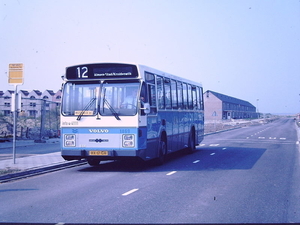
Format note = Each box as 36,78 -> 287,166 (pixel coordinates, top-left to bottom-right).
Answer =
197,86 -> 204,110
171,80 -> 178,109
140,82 -> 148,104
164,78 -> 172,109
182,83 -> 188,110
177,81 -> 183,109
148,84 -> 157,114
200,87 -> 204,110
157,76 -> 165,109
145,72 -> 157,114
192,86 -> 197,109
187,84 -> 193,110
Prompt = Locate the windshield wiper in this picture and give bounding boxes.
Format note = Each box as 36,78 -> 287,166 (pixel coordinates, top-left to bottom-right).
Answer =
77,98 -> 96,121
104,98 -> 121,120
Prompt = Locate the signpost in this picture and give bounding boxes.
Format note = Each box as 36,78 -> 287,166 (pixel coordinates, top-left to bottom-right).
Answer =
9,63 -> 23,164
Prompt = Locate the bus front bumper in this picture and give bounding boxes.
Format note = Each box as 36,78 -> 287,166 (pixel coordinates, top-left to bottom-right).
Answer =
61,149 -> 146,161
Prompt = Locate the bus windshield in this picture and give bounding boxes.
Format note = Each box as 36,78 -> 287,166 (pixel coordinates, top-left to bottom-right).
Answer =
100,82 -> 140,116
62,82 -> 99,116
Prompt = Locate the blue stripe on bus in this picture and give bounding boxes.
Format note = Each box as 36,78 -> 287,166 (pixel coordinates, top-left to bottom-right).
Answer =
61,127 -> 138,134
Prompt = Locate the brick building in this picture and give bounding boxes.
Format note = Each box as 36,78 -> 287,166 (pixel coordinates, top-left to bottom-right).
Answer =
204,90 -> 257,121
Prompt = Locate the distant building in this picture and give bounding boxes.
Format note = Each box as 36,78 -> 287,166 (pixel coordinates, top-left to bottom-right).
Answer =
0,89 -> 62,118
1,90 -> 14,116
204,90 -> 257,121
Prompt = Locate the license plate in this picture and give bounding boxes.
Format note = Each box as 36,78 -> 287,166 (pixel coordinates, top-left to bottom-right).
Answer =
89,151 -> 108,156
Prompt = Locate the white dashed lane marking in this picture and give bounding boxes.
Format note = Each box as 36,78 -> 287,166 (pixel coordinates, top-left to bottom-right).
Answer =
122,189 -> 139,196
193,160 -> 200,164
209,144 -> 219,146
166,171 -> 177,176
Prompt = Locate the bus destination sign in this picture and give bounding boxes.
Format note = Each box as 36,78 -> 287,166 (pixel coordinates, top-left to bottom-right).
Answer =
66,63 -> 138,80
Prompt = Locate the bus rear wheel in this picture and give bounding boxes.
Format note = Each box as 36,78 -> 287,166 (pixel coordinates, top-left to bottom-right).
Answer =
186,131 -> 196,154
87,159 -> 101,166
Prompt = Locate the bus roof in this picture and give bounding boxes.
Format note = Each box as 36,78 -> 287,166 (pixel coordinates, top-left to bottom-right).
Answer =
136,64 -> 202,87
65,62 -> 202,87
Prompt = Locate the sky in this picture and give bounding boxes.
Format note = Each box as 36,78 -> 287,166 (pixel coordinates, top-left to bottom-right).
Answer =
1,0 -> 300,114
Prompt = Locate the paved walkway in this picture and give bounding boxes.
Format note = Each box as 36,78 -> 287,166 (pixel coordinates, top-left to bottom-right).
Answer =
0,138 -> 67,173
0,152 -> 66,171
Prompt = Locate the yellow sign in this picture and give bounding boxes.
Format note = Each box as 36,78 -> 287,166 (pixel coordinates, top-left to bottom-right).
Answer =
9,63 -> 23,84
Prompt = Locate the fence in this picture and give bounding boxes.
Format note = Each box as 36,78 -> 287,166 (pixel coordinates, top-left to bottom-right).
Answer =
0,99 -> 60,141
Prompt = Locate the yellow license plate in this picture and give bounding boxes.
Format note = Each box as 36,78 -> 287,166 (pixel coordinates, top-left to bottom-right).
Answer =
89,151 -> 109,156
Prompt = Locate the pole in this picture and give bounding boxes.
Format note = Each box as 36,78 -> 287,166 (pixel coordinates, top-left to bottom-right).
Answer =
12,85 -> 18,164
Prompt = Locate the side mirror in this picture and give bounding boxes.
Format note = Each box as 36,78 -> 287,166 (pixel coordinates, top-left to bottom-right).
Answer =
141,103 -> 150,114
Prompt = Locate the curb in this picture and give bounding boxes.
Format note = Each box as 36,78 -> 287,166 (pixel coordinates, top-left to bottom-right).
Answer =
0,160 -> 87,183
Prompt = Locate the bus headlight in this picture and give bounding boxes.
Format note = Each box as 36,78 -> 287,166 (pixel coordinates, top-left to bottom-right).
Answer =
122,134 -> 135,148
64,134 -> 76,147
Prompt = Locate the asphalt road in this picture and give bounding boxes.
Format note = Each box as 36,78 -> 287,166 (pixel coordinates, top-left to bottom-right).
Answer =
0,140 -> 60,155
0,118 -> 299,224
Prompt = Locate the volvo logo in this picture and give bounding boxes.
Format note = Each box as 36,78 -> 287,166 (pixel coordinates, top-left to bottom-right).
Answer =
89,129 -> 109,133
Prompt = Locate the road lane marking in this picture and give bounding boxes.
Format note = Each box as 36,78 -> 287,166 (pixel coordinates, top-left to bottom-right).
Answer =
166,171 -> 177,176
209,144 -> 219,146
269,137 -> 276,139
199,144 -> 206,146
258,137 -> 265,139
193,160 -> 200,164
210,153 -> 215,156
122,189 -> 139,196
222,148 -> 226,150
280,138 -> 286,140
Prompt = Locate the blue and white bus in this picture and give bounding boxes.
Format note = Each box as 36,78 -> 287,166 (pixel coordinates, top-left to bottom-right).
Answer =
60,63 -> 204,166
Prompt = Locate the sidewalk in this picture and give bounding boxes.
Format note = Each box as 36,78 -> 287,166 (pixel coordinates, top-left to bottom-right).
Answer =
0,139 -> 85,181
0,152 -> 67,171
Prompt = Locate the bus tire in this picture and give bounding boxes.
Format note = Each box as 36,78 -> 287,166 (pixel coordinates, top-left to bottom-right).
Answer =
155,140 -> 167,166
87,159 -> 101,166
186,130 -> 196,154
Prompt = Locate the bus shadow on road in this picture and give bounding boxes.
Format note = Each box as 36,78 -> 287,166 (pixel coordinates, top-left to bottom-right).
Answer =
174,146 -> 267,171
78,146 -> 267,173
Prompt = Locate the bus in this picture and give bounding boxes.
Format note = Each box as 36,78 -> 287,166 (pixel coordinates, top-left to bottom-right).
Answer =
60,63 -> 204,166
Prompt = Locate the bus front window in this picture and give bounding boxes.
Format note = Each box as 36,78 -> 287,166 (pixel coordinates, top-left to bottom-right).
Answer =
100,82 -> 140,116
62,82 -> 99,116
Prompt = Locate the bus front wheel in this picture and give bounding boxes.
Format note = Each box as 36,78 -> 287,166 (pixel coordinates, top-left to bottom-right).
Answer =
87,159 -> 101,166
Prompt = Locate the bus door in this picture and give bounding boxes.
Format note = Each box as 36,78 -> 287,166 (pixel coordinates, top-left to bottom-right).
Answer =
144,73 -> 159,159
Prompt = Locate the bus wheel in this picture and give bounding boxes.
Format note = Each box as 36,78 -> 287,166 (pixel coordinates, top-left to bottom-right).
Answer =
155,140 -> 167,166
87,159 -> 101,166
186,131 -> 196,154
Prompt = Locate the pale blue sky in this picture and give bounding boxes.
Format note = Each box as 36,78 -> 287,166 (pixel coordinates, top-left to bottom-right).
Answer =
1,0 -> 300,114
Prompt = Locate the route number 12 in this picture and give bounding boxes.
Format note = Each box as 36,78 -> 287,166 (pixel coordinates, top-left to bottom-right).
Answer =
77,66 -> 88,78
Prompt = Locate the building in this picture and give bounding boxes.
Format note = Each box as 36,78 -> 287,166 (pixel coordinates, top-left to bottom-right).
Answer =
1,90 -> 14,116
204,90 -> 257,121
0,89 -> 62,118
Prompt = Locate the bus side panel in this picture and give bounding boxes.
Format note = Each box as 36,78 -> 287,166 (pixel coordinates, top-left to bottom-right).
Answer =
145,116 -> 160,160
195,111 -> 205,145
160,111 -> 173,153
137,126 -> 148,160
